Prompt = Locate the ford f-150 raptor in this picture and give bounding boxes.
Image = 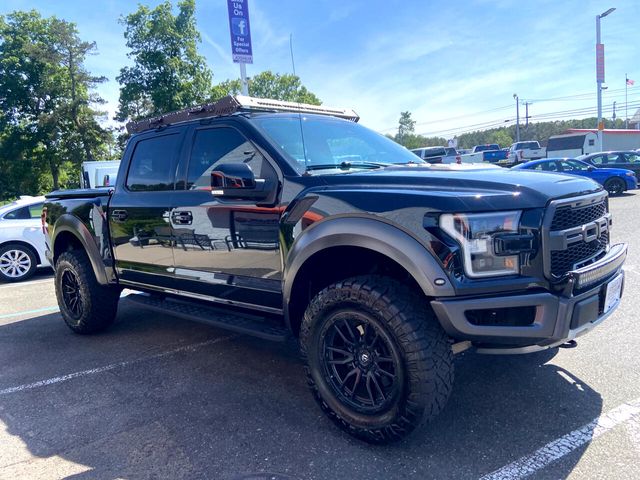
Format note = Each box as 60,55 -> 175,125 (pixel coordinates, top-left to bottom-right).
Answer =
44,96 -> 627,443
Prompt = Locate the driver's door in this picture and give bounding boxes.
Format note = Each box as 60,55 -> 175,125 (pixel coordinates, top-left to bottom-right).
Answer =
170,124 -> 283,312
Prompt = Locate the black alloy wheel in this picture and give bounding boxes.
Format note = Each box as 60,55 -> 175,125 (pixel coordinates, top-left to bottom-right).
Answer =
54,250 -> 120,334
322,312 -> 402,414
60,268 -> 83,319
604,177 -> 625,196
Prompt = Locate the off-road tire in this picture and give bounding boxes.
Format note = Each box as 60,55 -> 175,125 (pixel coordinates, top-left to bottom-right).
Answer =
604,177 -> 625,196
0,243 -> 38,282
55,250 -> 120,334
300,275 -> 454,444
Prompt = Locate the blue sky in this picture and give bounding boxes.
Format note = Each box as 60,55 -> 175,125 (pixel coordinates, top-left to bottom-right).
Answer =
2,0 -> 639,138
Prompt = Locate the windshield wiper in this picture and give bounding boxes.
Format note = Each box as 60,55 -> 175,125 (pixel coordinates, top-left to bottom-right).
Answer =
305,161 -> 387,172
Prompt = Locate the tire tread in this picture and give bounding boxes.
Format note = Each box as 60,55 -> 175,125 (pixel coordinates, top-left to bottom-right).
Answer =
300,275 -> 454,444
55,250 -> 119,334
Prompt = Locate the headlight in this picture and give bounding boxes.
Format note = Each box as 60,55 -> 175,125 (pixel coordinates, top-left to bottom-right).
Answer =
626,172 -> 635,177
439,211 -> 522,278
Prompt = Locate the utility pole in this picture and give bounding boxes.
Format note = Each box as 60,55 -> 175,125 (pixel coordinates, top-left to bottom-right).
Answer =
596,8 -> 616,151
613,101 -> 617,121
513,93 -> 520,142
626,73 -> 629,129
525,102 -> 531,127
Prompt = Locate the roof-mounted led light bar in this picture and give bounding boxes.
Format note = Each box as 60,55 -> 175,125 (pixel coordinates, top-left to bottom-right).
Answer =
126,95 -> 359,134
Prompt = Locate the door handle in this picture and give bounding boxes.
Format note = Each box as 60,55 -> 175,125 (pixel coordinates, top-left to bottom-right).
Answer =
171,211 -> 193,225
111,209 -> 128,222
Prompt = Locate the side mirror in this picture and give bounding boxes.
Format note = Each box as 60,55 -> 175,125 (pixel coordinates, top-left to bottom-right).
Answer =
211,163 -> 271,200
587,166 -> 595,172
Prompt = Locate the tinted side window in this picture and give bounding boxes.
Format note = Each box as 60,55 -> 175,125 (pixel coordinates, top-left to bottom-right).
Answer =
126,133 -> 181,191
537,161 -> 558,171
625,153 -> 640,164
3,206 -> 30,220
424,147 -> 446,157
186,127 -> 275,190
607,154 -> 626,163
589,155 -> 606,165
28,203 -> 44,219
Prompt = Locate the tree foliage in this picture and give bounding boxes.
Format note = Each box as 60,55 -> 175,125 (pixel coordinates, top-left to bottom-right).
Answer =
0,10 -> 111,197
116,0 -> 213,122
212,71 -> 321,105
397,111 -> 415,140
390,111 -> 446,149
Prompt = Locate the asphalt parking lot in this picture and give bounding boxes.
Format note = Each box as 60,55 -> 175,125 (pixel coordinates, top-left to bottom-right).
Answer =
1,193 -> 639,480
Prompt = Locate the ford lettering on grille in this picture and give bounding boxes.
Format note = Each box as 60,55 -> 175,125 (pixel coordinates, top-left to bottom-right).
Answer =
542,192 -> 610,279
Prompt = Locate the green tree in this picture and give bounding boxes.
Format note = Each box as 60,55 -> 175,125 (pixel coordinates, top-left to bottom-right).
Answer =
211,71 -> 321,105
396,111 -> 416,146
0,10 -> 110,195
116,0 -> 213,122
486,130 -> 513,148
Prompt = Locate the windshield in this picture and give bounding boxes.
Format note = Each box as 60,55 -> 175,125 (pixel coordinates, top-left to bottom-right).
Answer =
474,144 -> 500,152
517,142 -> 539,149
252,114 -> 424,173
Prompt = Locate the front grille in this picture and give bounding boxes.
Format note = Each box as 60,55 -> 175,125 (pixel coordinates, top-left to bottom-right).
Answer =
544,194 -> 610,279
550,232 -> 608,276
550,202 -> 607,231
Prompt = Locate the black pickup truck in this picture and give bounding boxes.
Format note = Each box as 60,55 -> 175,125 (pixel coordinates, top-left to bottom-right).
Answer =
44,96 -> 627,443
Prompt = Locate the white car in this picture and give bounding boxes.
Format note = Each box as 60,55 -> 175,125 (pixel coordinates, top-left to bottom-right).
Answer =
0,196 -> 51,282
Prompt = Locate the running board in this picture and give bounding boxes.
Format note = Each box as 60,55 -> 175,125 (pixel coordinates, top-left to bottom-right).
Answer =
126,294 -> 290,342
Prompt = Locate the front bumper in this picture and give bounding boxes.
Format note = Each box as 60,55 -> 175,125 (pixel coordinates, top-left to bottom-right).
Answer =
431,243 -> 627,354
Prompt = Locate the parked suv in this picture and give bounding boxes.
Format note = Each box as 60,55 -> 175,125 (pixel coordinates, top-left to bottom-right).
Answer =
44,96 -> 627,443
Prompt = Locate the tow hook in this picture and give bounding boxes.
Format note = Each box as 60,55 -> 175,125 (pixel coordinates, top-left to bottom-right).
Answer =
559,340 -> 578,349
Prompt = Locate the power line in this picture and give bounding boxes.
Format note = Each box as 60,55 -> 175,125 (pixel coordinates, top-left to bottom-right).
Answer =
415,100 -> 640,138
378,104 -> 514,132
388,84 -> 640,138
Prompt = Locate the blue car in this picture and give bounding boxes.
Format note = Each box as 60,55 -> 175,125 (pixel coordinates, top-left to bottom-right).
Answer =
512,158 -> 637,196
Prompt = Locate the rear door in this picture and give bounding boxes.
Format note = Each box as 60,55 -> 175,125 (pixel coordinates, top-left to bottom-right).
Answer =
620,152 -> 640,177
169,123 -> 283,312
109,129 -> 185,288
601,152 -> 627,169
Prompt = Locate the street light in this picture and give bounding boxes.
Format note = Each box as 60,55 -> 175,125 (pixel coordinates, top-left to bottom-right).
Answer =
596,7 -> 616,151
513,93 -> 520,142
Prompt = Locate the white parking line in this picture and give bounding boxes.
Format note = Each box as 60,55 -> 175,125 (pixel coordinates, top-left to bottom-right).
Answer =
479,397 -> 640,480
0,334 -> 237,397
0,278 -> 53,289
0,306 -> 59,320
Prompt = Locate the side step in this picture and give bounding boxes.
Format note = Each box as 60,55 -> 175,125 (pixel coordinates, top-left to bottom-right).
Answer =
126,294 -> 290,342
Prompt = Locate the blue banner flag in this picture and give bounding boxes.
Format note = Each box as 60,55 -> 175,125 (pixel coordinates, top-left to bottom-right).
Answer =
227,0 -> 253,64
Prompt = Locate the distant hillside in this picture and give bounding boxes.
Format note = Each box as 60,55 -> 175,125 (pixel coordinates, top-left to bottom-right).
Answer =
455,117 -> 628,149
387,117 -> 630,150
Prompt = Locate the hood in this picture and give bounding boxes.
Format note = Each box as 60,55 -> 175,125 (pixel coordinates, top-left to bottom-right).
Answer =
314,165 -> 603,211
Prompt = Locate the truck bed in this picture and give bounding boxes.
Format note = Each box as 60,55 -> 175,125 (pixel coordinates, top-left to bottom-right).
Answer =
45,187 -> 112,200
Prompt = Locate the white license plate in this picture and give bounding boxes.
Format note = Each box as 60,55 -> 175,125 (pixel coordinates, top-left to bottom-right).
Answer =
603,274 -> 623,314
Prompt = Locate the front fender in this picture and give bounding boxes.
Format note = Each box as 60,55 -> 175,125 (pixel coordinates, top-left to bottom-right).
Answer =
283,216 -> 455,316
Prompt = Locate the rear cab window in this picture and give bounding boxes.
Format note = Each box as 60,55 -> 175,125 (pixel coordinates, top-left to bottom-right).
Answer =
126,132 -> 183,191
